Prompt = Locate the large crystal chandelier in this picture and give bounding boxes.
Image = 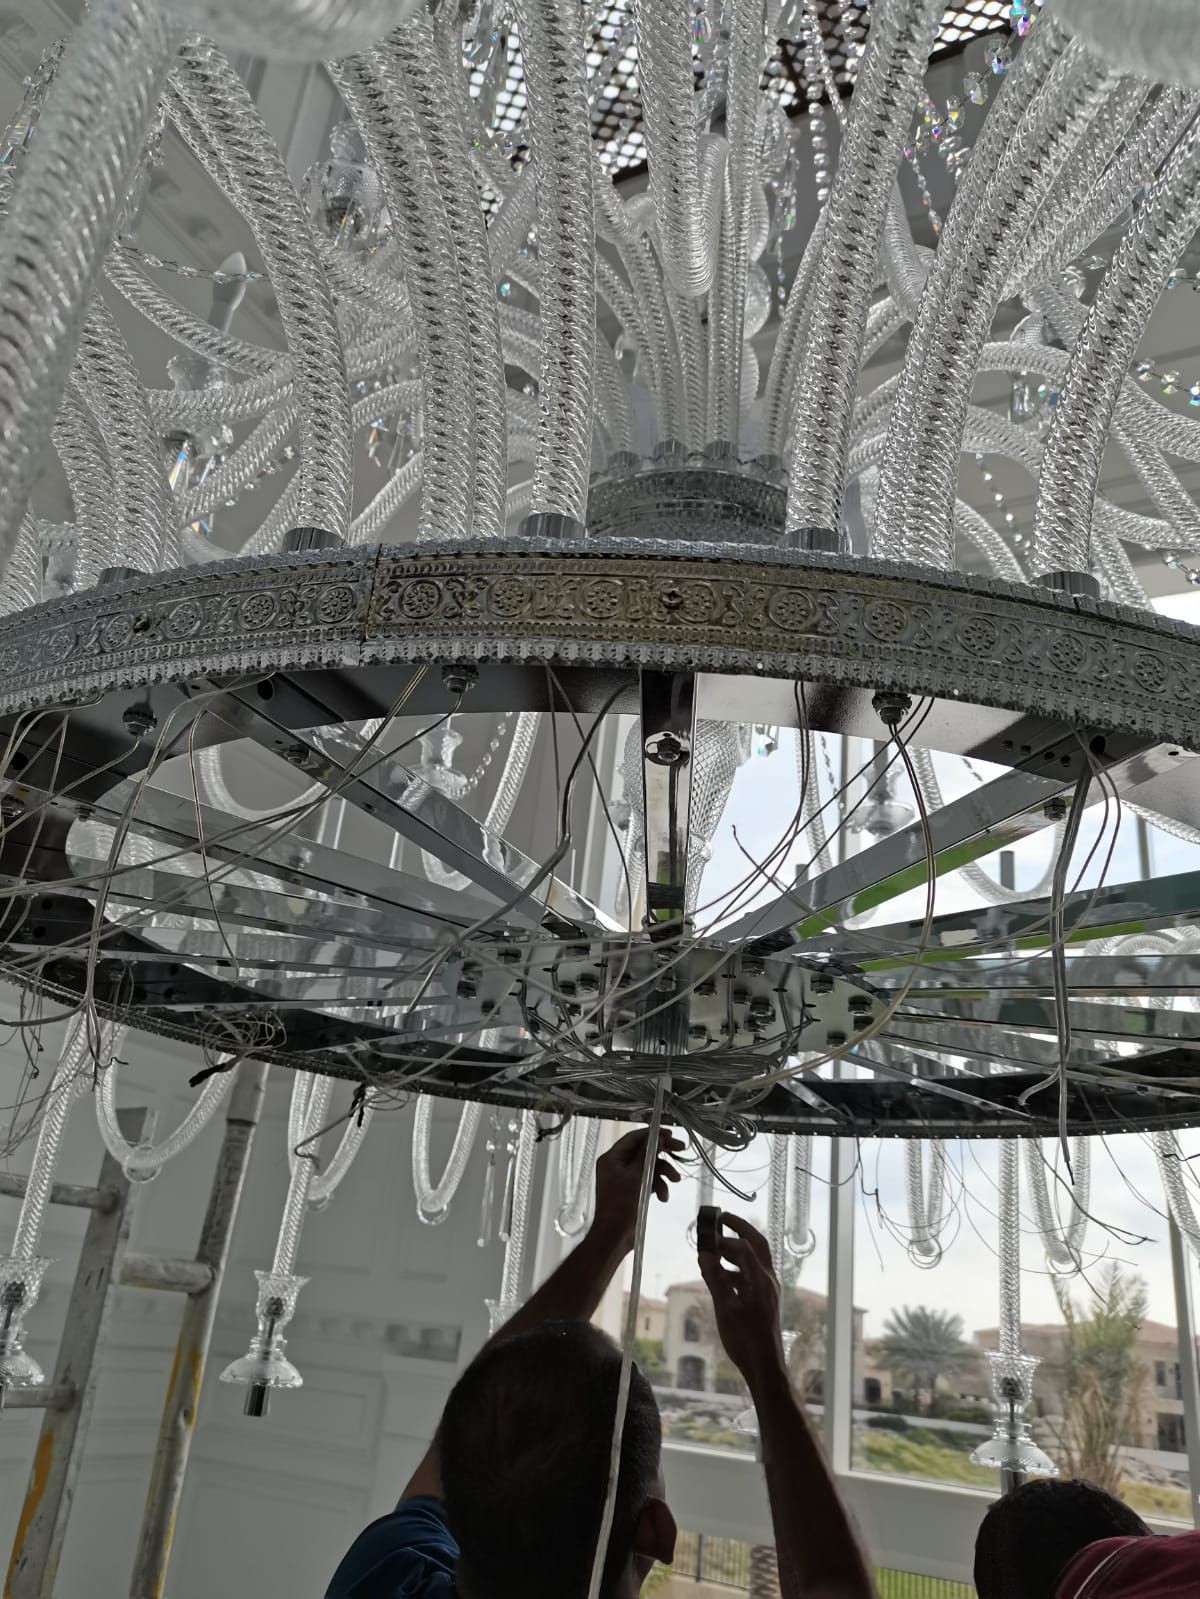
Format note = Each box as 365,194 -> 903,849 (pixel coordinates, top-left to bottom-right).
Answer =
5,0 -> 1200,1423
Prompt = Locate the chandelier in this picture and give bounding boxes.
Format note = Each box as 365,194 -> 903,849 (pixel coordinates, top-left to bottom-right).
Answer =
3,0 -> 1200,1444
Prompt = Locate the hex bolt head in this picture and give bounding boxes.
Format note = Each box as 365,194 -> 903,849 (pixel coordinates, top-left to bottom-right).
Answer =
810,972 -> 835,995
826,1029 -> 847,1048
1044,795 -> 1068,821
442,662 -> 478,697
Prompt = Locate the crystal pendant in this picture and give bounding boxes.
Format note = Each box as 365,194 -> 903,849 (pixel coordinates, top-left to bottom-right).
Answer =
219,1270 -> 308,1418
970,1350 -> 1058,1479
0,1256 -> 51,1393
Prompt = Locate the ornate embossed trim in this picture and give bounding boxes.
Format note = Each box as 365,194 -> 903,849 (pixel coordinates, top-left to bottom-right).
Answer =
0,543 -> 1198,751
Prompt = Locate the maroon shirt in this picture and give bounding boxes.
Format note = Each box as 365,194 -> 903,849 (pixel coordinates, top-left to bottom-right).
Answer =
1056,1529 -> 1200,1598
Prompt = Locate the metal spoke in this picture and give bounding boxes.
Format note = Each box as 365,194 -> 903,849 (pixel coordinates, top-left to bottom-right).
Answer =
209,680 -> 615,936
717,740 -> 1184,947
897,995 -> 1200,1050
786,868 -> 1200,966
872,954 -> 1200,997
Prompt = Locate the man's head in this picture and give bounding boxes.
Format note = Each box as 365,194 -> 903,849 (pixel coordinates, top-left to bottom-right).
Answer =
439,1321 -> 676,1599
974,1478 -> 1151,1599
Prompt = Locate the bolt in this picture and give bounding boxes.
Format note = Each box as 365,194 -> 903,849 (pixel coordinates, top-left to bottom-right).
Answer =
442,662 -> 478,697
741,956 -> 765,977
1044,795 -> 1068,821
577,971 -> 600,994
123,702 -> 157,737
826,1029 -> 847,1048
871,689 -> 912,729
74,802 -> 95,822
284,741 -> 312,768
644,731 -> 690,767
456,977 -> 477,1000
810,972 -> 834,995
0,794 -> 23,823
497,946 -> 521,964
847,993 -> 872,1015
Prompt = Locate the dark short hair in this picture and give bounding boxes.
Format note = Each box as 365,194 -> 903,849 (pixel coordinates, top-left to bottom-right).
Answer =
974,1478 -> 1151,1599
439,1321 -> 663,1599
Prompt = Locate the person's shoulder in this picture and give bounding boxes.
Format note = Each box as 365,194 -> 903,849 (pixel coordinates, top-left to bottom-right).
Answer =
325,1496 -> 458,1599
1056,1529 -> 1200,1599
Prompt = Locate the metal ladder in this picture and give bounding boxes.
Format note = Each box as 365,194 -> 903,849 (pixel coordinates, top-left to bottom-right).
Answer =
2,1062 -> 267,1599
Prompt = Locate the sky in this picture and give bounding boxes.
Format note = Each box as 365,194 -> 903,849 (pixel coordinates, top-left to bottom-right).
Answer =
628,589 -> 1200,1346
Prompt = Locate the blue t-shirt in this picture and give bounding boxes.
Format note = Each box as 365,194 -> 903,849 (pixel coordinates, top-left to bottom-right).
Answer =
327,1496 -> 458,1599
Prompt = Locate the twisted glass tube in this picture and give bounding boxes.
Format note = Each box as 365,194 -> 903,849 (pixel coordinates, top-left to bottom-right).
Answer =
1023,1139 -> 1090,1273
997,1138 -> 1021,1360
307,1091 -> 374,1208
412,1095 -> 483,1225
905,1140 -> 946,1265
334,53 -> 475,543
496,1110 -> 537,1309
767,1134 -> 788,1275
704,0 -> 764,448
784,0 -> 944,539
555,1117 -> 600,1238
96,1047 -> 232,1184
1,517 -> 43,615
1113,423 -> 1200,551
511,0 -> 595,524
879,41 -> 1116,568
632,0 -> 723,298
785,1135 -> 816,1261
1020,86 -> 1200,291
53,386 -> 117,587
871,18 -> 1063,556
75,297 -> 169,573
384,14 -> 506,541
0,0 -> 175,577
105,246 -> 280,377
173,42 -> 353,540
1032,108 -> 1200,578
11,1018 -> 96,1262
1157,1129 -> 1200,1259
274,1074 -> 332,1278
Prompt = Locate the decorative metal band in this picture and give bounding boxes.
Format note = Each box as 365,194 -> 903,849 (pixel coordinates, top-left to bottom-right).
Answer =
1,543 -> 1199,750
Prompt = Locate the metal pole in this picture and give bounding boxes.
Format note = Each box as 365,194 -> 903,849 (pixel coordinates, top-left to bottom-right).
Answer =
825,730 -> 855,1472
129,1061 -> 268,1599
5,1108 -> 148,1599
1168,1216 -> 1200,1529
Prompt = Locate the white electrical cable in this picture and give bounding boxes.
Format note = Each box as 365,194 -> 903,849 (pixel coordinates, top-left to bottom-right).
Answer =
584,1079 -> 669,1599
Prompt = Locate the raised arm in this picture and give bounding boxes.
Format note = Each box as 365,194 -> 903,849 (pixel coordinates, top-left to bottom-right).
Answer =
401,1125 -> 683,1500
698,1214 -> 876,1599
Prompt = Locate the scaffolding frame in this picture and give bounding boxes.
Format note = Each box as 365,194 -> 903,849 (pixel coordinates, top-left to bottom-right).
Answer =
2,1061 -> 267,1599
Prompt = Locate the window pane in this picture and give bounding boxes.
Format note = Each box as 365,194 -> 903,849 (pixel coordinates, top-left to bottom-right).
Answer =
633,1132 -> 831,1455
850,1134 -> 1196,1521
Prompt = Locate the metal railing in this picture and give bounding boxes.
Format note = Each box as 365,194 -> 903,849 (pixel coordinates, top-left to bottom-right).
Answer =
667,1530 -> 975,1598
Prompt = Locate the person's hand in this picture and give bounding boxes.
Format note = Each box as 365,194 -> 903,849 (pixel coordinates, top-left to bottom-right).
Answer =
592,1127 -> 684,1252
697,1213 -> 786,1388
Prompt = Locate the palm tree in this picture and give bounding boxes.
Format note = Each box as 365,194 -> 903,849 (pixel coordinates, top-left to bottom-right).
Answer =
1049,1263 -> 1149,1493
875,1305 -> 980,1415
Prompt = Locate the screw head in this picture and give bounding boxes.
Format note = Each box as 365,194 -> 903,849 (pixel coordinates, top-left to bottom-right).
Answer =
442,663 -> 478,696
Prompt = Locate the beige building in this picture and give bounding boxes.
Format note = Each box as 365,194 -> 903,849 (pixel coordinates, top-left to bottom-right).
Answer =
974,1318 -> 1191,1452
662,1278 -> 867,1400
624,1293 -> 668,1346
